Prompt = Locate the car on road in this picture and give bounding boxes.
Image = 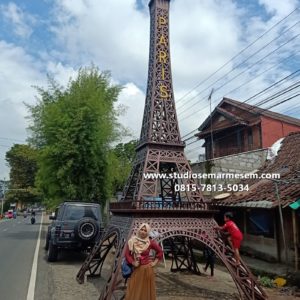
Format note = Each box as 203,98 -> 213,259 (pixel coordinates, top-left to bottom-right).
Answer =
5,210 -> 14,219
45,201 -> 103,262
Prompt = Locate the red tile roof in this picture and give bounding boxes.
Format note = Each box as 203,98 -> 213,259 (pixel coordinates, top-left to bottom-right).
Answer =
214,131 -> 300,208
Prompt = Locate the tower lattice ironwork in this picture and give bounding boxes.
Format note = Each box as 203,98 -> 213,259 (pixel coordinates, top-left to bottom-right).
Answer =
76,1 -> 268,299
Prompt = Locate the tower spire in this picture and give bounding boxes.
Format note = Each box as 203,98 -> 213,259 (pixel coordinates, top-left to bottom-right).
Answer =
122,0 -> 204,204
139,0 -> 183,149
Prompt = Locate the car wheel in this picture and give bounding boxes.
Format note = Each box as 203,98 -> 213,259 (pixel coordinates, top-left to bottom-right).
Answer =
48,240 -> 58,262
75,218 -> 99,241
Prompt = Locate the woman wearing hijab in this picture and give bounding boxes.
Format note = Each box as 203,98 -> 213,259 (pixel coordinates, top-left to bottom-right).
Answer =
124,223 -> 163,300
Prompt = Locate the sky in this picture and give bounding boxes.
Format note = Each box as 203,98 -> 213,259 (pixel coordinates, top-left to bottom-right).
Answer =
0,0 -> 299,180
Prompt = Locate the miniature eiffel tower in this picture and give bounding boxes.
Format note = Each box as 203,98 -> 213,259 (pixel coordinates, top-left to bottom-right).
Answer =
76,1 -> 267,299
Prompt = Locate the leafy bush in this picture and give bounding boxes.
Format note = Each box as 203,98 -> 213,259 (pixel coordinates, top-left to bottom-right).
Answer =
258,276 -> 275,288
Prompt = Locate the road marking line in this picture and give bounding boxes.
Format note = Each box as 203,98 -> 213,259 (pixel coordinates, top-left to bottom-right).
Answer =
26,213 -> 44,300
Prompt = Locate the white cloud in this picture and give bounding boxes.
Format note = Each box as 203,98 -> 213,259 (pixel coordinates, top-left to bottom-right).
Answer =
0,41 -> 43,178
0,41 -> 43,103
117,82 -> 145,140
0,2 -> 36,38
50,0 -> 243,91
48,0 -> 246,151
258,0 -> 298,17
0,41 -> 78,179
46,61 -> 77,86
0,0 -> 299,180
48,0 -> 300,161
51,0 -> 149,86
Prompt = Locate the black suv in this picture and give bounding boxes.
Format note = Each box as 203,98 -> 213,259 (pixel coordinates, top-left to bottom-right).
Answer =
45,201 -> 102,262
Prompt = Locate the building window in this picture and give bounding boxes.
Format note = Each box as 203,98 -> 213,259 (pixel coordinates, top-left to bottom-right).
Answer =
246,209 -> 274,238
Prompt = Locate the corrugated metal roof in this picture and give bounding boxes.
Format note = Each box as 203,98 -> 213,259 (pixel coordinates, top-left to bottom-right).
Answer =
217,200 -> 274,209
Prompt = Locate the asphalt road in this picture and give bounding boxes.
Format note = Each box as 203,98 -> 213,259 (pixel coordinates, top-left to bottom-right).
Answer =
0,213 -> 99,300
0,214 -> 41,300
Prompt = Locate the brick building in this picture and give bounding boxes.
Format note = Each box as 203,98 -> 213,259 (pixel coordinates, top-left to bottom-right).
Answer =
195,97 -> 300,160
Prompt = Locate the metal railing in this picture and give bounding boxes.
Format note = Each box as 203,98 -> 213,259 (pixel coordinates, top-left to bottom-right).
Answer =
110,200 -> 208,211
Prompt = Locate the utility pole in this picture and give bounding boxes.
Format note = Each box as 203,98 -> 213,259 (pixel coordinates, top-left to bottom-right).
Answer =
269,175 -> 300,272
0,193 -> 3,218
274,181 -> 288,270
208,88 -> 214,160
0,186 -> 27,217
0,180 -> 5,218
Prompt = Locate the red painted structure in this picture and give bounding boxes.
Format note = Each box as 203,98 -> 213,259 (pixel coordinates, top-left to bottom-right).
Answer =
196,98 -> 300,159
261,116 -> 300,148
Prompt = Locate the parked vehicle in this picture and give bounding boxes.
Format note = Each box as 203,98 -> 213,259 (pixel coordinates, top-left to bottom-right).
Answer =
45,201 -> 103,262
5,210 -> 14,219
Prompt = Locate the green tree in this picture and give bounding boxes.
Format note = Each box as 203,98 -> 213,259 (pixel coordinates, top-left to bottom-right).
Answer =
27,66 -> 123,208
5,144 -> 40,206
109,140 -> 137,194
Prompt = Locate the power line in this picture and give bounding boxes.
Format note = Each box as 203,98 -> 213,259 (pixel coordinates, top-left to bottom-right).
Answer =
181,128 -> 198,139
180,58 -> 300,139
184,82 -> 300,150
181,75 -> 300,150
186,143 -> 203,154
244,69 -> 300,104
186,139 -> 202,147
266,93 -> 300,110
177,19 -> 300,113
175,7 -> 299,106
185,93 -> 300,157
282,102 -> 300,114
224,54 -> 299,101
178,31 -> 300,120
252,81 -> 300,108
178,9 -> 300,141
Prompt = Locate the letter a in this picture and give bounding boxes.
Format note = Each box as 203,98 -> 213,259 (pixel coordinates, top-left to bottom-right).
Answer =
159,35 -> 167,47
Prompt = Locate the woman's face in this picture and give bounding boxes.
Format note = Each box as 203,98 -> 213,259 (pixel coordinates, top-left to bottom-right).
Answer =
139,226 -> 148,239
